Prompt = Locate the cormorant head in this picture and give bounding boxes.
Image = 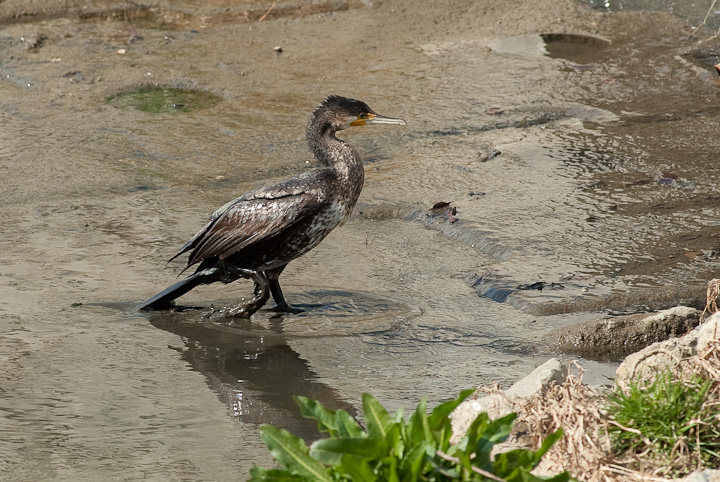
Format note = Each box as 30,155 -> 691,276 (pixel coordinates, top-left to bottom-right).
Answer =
310,95 -> 407,135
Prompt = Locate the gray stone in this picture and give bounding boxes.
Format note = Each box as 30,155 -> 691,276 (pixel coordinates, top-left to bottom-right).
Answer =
450,358 -> 566,443
697,311 -> 720,354
616,311 -> 719,390
680,470 -> 720,482
545,306 -> 700,361
506,357 -> 566,399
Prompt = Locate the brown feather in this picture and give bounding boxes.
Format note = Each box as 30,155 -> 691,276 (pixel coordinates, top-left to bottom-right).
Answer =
185,188 -> 327,267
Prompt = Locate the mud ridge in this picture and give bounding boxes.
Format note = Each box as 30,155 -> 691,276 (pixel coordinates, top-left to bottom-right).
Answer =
0,1 -> 361,27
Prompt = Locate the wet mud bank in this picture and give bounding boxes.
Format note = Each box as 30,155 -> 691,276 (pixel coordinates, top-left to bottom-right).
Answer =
2,0 -> 720,479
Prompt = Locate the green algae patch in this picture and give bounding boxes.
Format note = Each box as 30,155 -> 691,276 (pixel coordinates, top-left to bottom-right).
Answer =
106,87 -> 221,113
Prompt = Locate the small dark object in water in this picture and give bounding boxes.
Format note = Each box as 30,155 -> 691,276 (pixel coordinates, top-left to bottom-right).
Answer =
517,281 -> 565,291
657,170 -> 679,185
478,143 -> 501,162
21,33 -> 47,51
62,71 -> 84,82
137,95 -> 406,317
655,170 -> 693,188
625,178 -> 651,187
430,201 -> 458,224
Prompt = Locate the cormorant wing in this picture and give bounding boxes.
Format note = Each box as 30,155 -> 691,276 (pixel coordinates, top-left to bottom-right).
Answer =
171,174 -> 331,269
168,200 -> 232,264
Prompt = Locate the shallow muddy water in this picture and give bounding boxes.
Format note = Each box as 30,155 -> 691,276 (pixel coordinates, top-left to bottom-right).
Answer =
1,0 -> 720,480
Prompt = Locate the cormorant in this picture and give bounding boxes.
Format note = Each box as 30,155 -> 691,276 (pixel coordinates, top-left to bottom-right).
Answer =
137,95 -> 406,317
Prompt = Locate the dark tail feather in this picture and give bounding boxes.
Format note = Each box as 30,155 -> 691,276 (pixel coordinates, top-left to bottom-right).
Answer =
136,271 -> 208,311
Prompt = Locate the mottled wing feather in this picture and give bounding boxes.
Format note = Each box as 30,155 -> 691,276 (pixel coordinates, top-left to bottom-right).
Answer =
168,193 -> 248,263
169,169 -> 334,268
169,218 -> 215,263
185,189 -> 326,267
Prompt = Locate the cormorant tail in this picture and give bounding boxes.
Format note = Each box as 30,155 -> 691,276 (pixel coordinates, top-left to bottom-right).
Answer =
136,270 -> 211,311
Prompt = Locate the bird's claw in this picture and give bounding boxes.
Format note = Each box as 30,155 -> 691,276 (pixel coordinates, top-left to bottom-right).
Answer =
227,298 -> 265,318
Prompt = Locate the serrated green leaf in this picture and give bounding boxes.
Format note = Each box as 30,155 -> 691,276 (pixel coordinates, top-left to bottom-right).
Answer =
433,419 -> 452,452
381,455 -> 400,482
493,448 -> 536,478
258,424 -> 332,482
408,397 -> 431,447
294,396 -> 339,436
538,470 -> 572,482
535,428 -> 564,460
451,411 -> 489,455
492,429 -> 563,478
363,393 -> 394,440
492,429 -> 566,481
398,442 -> 432,480
335,455 -> 378,482
257,395 -> 571,482
247,466 -> 308,482
385,423 -> 404,458
336,409 -> 365,438
427,390 -> 475,450
310,437 -> 385,465
428,389 -> 475,432
475,412 -> 516,468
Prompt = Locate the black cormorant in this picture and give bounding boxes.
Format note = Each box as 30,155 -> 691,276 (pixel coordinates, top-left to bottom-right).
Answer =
137,95 -> 406,317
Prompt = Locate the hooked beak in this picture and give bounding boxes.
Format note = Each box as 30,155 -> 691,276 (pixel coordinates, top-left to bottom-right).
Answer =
349,112 -> 407,127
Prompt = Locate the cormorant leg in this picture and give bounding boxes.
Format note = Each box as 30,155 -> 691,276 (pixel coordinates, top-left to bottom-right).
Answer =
269,278 -> 287,307
264,264 -> 287,307
226,268 -> 270,318
263,264 -> 302,313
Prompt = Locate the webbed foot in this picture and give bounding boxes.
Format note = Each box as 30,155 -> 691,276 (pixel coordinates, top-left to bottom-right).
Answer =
225,267 -> 270,318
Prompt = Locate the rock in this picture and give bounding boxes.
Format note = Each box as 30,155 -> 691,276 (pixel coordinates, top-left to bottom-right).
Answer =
681,470 -> 720,482
545,306 -> 700,361
616,311 -> 720,390
505,357 -> 566,399
697,311 -> 720,354
450,358 -> 566,443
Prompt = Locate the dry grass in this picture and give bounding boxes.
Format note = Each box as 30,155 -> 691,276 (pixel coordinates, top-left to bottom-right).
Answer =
690,0 -> 720,42
511,285 -> 720,482
701,279 -> 720,321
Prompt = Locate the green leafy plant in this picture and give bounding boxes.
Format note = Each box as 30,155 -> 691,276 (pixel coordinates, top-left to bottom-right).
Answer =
249,390 -> 573,481
606,369 -> 720,475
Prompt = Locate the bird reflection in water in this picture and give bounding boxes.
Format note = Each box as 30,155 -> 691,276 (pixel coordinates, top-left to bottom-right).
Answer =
149,311 -> 356,440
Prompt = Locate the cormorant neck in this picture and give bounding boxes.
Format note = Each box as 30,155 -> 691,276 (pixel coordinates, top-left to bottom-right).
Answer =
306,107 -> 365,207
306,121 -> 359,168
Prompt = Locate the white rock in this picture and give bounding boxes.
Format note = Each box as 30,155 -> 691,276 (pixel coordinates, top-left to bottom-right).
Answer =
450,358 -> 566,443
681,469 -> 720,482
616,310 -> 720,390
